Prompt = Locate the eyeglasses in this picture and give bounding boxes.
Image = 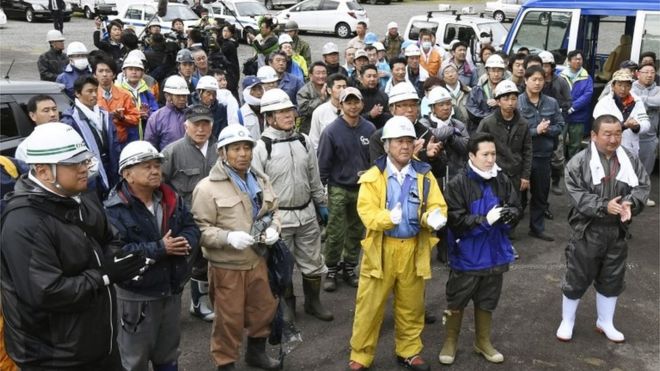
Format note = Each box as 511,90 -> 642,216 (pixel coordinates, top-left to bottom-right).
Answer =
60,157 -> 97,169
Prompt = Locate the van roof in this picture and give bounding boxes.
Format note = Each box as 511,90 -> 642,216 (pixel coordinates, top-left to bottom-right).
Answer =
522,0 -> 660,15
409,13 -> 499,25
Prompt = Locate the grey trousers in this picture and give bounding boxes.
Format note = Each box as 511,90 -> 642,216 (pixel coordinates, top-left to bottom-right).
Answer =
117,295 -> 182,371
281,220 -> 328,276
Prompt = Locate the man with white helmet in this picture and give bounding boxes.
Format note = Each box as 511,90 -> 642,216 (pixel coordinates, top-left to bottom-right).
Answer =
115,56 -> 160,139
1,123 -> 146,370
322,42 -> 349,76
105,140 -> 200,371
145,75 -> 190,150
284,20 -> 311,67
297,62 -> 329,134
404,44 -> 428,97
257,65 -> 280,92
56,41 -> 92,100
381,21 -> 404,62
38,30 -> 68,82
371,42 -> 391,89
278,34 -> 306,81
120,49 -> 161,99
348,116 -> 447,371
195,75 -> 229,139
240,76 -> 266,140
191,124 -> 281,370
466,54 -> 507,132
252,88 -> 333,323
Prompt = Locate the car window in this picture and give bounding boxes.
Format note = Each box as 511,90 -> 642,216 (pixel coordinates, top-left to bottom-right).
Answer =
477,22 -> 508,48
235,2 -> 268,16
162,6 -> 199,21
299,0 -> 322,12
408,20 -> 438,41
320,0 -> 338,11
12,94 -> 71,121
145,8 -> 155,20
444,24 -> 476,45
640,13 -> 660,63
512,10 -> 573,55
0,104 -> 18,140
345,1 -> 363,11
126,7 -> 142,20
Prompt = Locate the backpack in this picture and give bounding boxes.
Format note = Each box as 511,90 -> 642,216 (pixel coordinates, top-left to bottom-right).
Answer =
260,134 -> 308,160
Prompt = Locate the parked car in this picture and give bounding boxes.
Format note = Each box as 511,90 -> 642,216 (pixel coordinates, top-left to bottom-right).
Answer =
484,0 -> 522,22
276,0 -> 368,38
0,0 -> 72,23
67,0 -> 118,19
0,7 -> 7,25
204,0 -> 269,42
264,0 -> 298,11
404,11 -> 509,51
111,2 -> 199,35
0,79 -> 72,156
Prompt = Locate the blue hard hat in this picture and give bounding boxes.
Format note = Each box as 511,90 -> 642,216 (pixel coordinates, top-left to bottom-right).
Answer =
365,32 -> 378,45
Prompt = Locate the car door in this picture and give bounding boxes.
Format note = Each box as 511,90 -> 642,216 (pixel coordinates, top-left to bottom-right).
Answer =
316,0 -> 338,32
287,0 -> 322,31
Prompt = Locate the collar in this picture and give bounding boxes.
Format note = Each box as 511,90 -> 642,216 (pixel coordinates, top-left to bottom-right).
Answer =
468,160 -> 500,180
386,157 -> 413,185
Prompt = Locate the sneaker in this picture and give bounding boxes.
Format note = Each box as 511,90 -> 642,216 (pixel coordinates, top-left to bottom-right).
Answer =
647,199 -> 656,207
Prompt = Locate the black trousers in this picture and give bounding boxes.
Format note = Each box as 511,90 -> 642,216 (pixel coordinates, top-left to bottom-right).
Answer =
52,10 -> 64,32
19,343 -> 123,371
446,270 -> 504,311
526,156 -> 551,234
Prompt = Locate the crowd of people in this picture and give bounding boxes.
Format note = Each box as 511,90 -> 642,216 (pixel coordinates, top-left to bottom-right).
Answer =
0,9 -> 658,371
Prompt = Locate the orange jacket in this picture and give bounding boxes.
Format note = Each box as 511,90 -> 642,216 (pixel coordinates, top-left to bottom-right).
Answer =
420,49 -> 442,77
0,312 -> 17,371
97,85 -> 140,143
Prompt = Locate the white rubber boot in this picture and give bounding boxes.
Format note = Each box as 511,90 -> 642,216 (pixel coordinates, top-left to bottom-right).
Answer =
556,295 -> 580,341
595,292 -> 624,343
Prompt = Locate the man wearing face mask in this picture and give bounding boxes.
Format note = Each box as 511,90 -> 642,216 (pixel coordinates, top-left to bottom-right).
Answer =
418,29 -> 441,77
241,76 -> 266,140
57,41 -> 92,100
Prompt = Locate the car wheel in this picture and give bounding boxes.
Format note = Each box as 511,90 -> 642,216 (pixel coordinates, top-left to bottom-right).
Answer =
265,0 -> 274,10
539,12 -> 550,26
335,22 -> 351,38
84,6 -> 94,19
25,8 -> 34,22
494,11 -> 505,22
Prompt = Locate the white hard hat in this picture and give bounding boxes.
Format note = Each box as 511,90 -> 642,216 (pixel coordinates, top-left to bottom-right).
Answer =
66,41 -> 88,56
257,66 -> 279,83
118,141 -> 164,174
278,34 -> 293,45
373,41 -> 385,51
427,86 -> 452,106
387,21 -> 398,30
388,82 -> 419,104
163,75 -> 190,95
23,123 -> 93,164
322,42 -> 339,55
196,75 -> 219,91
485,55 -> 506,69
122,56 -> 144,70
538,50 -> 555,64
260,88 -> 294,113
217,125 -> 255,149
127,49 -> 146,61
381,116 -> 416,140
46,29 -> 65,42
405,44 -> 421,57
494,80 -> 519,99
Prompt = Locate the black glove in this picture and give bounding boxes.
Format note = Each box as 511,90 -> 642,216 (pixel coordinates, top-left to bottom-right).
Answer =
101,252 -> 145,284
499,206 -> 520,225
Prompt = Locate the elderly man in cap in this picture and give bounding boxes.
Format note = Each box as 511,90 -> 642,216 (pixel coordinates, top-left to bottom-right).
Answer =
322,42 -> 349,76
381,21 -> 404,62
145,75 -> 191,151
161,105 -> 219,322
284,20 -> 311,66
556,112 -> 650,344
318,87 -> 376,292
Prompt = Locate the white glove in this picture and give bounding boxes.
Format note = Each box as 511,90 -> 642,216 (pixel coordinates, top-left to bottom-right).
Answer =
390,202 -> 402,224
486,207 -> 503,226
264,227 -> 279,245
426,208 -> 447,230
227,231 -> 255,250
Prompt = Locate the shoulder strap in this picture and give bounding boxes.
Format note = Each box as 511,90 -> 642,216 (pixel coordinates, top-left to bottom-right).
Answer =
260,133 -> 308,160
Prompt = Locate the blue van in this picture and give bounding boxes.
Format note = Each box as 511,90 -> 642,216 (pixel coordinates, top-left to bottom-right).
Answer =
503,0 -> 659,81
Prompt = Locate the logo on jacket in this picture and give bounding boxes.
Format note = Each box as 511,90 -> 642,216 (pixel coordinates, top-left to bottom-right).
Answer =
360,136 -> 370,146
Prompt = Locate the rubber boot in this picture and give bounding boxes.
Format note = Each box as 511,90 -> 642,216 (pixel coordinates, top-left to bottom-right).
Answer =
216,363 -> 235,370
302,274 -> 334,321
323,264 -> 339,292
595,293 -> 624,342
556,295 -> 580,341
342,262 -> 359,288
153,362 -> 178,371
473,307 -> 504,363
551,177 -> 564,195
438,310 -> 463,365
282,283 -> 296,323
190,279 -> 215,322
245,337 -> 280,370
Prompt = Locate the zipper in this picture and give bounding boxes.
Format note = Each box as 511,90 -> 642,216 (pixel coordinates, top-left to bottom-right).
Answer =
89,237 -> 114,356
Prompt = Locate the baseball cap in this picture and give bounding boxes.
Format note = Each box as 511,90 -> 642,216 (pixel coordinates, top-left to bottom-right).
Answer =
354,49 -> 369,60
340,87 -> 363,103
373,42 -> 385,51
186,105 -> 213,123
611,69 -> 634,82
322,42 -> 339,55
242,76 -> 262,90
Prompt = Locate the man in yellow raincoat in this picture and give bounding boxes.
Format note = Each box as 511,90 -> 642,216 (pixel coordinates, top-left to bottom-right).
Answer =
348,116 -> 448,371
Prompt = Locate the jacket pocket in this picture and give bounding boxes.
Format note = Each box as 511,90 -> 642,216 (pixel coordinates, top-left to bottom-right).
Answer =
359,236 -> 379,277
214,195 -> 244,231
120,300 -> 148,334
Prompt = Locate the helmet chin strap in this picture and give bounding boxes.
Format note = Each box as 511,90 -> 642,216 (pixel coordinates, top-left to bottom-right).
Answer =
48,164 -> 82,198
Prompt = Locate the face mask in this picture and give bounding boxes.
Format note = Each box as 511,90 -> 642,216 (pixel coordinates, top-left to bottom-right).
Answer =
480,37 -> 492,45
422,41 -> 432,51
72,58 -> 89,70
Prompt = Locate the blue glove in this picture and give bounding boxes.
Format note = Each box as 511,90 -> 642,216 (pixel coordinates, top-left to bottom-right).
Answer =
317,206 -> 329,225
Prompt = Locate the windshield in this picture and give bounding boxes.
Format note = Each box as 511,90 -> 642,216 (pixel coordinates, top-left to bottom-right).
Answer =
477,22 -> 508,48
236,2 -> 268,17
162,6 -> 199,21
346,1 -> 364,11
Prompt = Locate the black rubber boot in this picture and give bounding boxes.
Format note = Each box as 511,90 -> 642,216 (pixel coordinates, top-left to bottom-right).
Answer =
323,264 -> 339,292
245,337 -> 280,370
342,262 -> 359,287
302,274 -> 334,321
282,283 -> 296,323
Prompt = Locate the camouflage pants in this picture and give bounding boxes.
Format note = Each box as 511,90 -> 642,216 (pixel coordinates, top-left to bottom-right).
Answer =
324,186 -> 364,267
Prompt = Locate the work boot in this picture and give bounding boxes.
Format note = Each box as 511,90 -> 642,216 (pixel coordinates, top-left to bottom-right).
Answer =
282,283 -> 296,323
342,262 -> 359,288
595,293 -> 624,343
473,307 -> 504,363
323,264 -> 339,292
302,274 -> 334,321
189,279 -> 215,322
551,179 -> 564,195
556,294 -> 580,341
245,337 -> 280,370
438,309 -> 463,365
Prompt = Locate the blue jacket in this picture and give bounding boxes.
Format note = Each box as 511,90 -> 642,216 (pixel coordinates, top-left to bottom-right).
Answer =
56,64 -> 92,100
560,67 -> 594,127
465,83 -> 497,129
517,92 -> 565,158
445,166 -> 520,272
279,72 -> 304,106
104,181 -> 200,297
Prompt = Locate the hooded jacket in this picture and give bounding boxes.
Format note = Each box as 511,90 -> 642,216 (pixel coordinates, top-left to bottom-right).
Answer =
632,80 -> 660,143
593,93 -> 650,155
1,176 -> 120,368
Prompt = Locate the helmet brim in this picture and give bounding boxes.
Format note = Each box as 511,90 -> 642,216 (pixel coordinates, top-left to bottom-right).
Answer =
59,150 -> 95,164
